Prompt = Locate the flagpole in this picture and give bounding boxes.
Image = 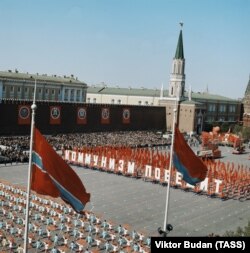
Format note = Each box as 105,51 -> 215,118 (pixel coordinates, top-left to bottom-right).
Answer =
160,98 -> 178,236
23,79 -> 37,252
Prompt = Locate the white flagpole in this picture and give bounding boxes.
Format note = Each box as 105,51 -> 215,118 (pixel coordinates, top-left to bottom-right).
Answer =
23,79 -> 37,252
161,98 -> 178,236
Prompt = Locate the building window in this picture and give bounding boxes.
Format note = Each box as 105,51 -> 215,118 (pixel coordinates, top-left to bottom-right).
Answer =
24,87 -> 29,99
39,88 -> 42,93
11,86 -> 14,92
138,101 -> 142,105
229,105 -> 236,113
111,99 -> 115,104
52,89 -> 55,95
87,98 -> 91,103
45,89 -> 49,100
117,99 -> 121,104
70,89 -> 74,101
219,104 -> 226,112
208,104 -> 216,112
145,101 -> 148,105
93,98 -> 96,103
76,90 -> 80,102
218,116 -> 225,122
228,116 -> 235,122
17,87 -> 21,92
64,89 -> 68,101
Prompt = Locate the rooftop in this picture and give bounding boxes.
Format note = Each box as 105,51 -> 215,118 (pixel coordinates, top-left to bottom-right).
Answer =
0,70 -> 86,85
87,85 -> 240,102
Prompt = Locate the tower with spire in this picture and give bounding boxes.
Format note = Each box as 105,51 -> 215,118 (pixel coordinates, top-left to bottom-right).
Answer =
243,75 -> 250,127
169,23 -> 185,100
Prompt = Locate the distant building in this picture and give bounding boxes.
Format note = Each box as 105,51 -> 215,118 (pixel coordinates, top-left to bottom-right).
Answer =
0,70 -> 87,103
243,76 -> 250,127
87,25 -> 242,133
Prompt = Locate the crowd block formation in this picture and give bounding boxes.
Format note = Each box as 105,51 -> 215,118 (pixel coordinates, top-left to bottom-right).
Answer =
0,182 -> 151,253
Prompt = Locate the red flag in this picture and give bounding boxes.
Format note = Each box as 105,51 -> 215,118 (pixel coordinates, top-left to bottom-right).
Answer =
50,106 -> 61,125
173,125 -> 208,185
18,105 -> 31,125
77,107 -> 87,125
122,108 -> 130,124
32,128 -> 90,212
101,108 -> 110,124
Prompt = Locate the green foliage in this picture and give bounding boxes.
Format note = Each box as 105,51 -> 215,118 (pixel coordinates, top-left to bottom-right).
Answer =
224,221 -> 250,237
232,124 -> 243,135
242,127 -> 250,140
220,122 -> 230,132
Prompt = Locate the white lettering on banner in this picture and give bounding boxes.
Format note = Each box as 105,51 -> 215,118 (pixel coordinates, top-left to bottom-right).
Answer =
118,160 -> 124,172
101,156 -> 107,168
164,169 -> 170,182
127,162 -> 135,174
155,168 -> 161,180
93,155 -> 99,166
214,179 -> 222,194
145,165 -> 152,178
199,177 -> 208,192
78,152 -> 84,164
109,158 -> 115,171
65,150 -> 71,161
71,151 -> 77,162
186,182 -> 195,189
175,172 -> 182,186
85,154 -> 91,165
63,150 -> 241,197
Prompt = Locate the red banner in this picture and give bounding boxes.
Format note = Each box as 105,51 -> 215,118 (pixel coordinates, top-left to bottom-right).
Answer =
77,107 -> 87,125
18,105 -> 31,125
50,106 -> 61,125
101,108 -> 110,124
122,108 -> 130,124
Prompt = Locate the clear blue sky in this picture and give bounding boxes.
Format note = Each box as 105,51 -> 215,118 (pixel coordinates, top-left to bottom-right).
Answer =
0,0 -> 249,99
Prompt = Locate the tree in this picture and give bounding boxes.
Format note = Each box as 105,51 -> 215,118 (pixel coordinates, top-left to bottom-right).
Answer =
242,127 -> 250,140
223,221 -> 250,237
232,124 -> 243,135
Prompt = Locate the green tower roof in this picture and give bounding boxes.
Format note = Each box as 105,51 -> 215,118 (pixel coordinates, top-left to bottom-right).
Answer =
175,30 -> 184,59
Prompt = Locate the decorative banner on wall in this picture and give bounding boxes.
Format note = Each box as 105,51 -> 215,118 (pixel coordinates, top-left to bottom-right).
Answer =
101,107 -> 110,124
18,105 -> 31,125
77,107 -> 87,125
122,108 -> 130,124
50,106 -> 61,125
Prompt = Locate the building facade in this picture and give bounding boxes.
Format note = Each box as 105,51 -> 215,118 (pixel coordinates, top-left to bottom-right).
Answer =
243,76 -> 250,127
0,70 -> 87,103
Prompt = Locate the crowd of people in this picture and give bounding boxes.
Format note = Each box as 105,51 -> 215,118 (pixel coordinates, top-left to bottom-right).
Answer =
0,131 -> 171,163
0,181 -> 151,252
0,136 -> 29,164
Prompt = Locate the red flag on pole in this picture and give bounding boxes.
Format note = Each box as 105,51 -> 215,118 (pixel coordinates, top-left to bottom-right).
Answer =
173,125 -> 208,185
32,127 -> 90,212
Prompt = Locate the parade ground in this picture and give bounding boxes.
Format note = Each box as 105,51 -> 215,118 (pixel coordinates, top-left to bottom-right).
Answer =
0,146 -> 249,237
